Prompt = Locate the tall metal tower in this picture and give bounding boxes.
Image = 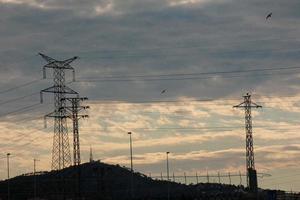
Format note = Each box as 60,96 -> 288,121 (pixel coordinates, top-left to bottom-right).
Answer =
40,53 -> 78,170
234,93 -> 262,193
63,97 -> 89,166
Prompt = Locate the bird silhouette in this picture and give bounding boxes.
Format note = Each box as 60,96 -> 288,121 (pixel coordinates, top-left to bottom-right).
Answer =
266,12 -> 272,20
161,89 -> 166,94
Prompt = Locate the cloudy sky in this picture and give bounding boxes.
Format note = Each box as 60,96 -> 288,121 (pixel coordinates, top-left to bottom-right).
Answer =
1,0 -> 300,191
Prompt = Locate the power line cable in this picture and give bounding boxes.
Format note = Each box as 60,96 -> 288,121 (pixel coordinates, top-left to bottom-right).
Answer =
77,37 -> 298,54
263,177 -> 300,188
0,92 -> 39,106
88,97 -> 300,105
79,125 -> 300,132
262,172 -> 300,182
79,45 -> 300,60
0,103 -> 42,118
0,67 -> 298,107
76,70 -> 300,83
0,81 -> 73,109
0,78 -> 42,95
4,91 -> 300,108
78,65 -> 300,80
13,128 -> 52,146
5,127 -> 51,146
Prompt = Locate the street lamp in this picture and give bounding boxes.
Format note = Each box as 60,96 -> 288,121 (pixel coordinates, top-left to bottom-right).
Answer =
166,152 -> 170,200
128,132 -> 133,172
7,153 -> 10,200
33,158 -> 39,199
128,132 -> 133,198
166,152 -> 170,181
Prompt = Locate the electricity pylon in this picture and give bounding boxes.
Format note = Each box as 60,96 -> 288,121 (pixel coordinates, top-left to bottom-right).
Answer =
234,93 -> 262,193
62,97 -> 89,166
62,97 -> 88,200
40,53 -> 78,170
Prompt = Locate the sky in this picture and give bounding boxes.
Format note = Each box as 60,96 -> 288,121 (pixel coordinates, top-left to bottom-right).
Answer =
1,0 -> 300,191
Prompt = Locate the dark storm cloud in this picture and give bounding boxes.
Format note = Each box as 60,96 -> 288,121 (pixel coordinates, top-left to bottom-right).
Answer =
1,0 -> 300,110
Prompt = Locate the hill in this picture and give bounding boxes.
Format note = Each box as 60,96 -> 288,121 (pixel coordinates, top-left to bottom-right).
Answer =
0,161 -> 275,200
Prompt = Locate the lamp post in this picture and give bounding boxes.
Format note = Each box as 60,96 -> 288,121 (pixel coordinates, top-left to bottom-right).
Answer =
166,152 -> 170,181
128,132 -> 133,172
7,153 -> 10,200
33,158 -> 39,199
166,152 -> 170,200
128,132 -> 133,198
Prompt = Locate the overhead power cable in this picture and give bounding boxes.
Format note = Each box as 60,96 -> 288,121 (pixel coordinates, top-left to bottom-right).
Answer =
88,96 -> 300,105
77,37 -> 298,54
79,124 -> 300,132
0,92 -> 39,106
78,65 -> 300,80
0,81 -> 73,107
0,78 -> 42,95
76,68 -> 300,83
0,103 -> 42,118
3,127 -> 51,146
80,46 -> 300,60
0,66 -> 298,105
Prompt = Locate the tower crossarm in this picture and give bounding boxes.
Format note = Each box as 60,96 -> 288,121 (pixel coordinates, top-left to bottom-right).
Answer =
233,102 -> 262,109
61,57 -> 79,68
39,53 -> 77,80
40,86 -> 78,103
38,53 -> 56,63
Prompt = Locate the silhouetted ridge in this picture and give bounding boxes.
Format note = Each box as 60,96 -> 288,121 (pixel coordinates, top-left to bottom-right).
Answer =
0,161 -> 280,199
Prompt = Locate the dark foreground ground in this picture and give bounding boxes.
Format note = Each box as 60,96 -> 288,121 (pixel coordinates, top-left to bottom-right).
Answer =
0,161 -> 295,200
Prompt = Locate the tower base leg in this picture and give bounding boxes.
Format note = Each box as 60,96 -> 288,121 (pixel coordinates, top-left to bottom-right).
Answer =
248,168 -> 258,193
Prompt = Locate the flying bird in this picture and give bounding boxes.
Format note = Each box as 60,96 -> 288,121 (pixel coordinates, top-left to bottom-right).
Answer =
266,12 -> 272,20
161,89 -> 166,94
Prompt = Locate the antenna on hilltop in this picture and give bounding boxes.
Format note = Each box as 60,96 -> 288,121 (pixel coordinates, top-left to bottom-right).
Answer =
89,145 -> 94,163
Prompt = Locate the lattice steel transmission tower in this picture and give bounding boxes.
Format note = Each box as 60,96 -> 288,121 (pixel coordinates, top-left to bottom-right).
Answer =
63,97 -> 89,166
234,93 -> 262,193
39,53 -> 78,170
